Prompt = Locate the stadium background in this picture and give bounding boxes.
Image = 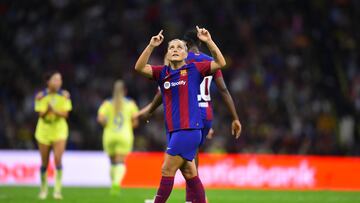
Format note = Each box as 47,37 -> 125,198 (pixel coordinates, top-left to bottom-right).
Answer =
1,0 -> 360,202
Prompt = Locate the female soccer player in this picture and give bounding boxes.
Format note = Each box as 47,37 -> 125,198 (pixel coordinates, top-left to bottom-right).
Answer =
134,26 -> 227,203
34,71 -> 72,200
138,29 -> 242,202
97,80 -> 139,195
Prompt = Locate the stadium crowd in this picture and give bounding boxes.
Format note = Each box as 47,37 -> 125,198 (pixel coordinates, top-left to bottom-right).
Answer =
0,0 -> 359,155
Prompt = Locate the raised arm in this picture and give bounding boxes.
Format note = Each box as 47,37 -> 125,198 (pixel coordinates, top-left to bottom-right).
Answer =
214,76 -> 242,138
134,30 -> 164,78
196,26 -> 226,72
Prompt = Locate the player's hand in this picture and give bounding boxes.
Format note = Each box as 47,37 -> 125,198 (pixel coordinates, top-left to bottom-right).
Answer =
206,128 -> 215,139
149,30 -> 164,48
196,26 -> 212,42
134,110 -> 152,123
232,119 -> 242,139
47,104 -> 54,112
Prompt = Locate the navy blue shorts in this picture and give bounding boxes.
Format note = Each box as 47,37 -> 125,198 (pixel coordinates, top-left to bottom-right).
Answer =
166,129 -> 202,161
200,119 -> 213,146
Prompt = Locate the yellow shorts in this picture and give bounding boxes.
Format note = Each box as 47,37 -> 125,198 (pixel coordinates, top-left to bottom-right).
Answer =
103,134 -> 133,156
35,129 -> 68,146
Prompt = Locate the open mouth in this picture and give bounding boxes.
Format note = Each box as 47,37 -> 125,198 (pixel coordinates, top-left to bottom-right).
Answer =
172,54 -> 179,57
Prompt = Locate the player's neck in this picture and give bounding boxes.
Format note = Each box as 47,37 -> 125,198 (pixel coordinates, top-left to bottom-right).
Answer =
169,61 -> 186,70
47,87 -> 57,94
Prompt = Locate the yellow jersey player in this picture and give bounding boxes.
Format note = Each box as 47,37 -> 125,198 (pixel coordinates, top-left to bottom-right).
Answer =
97,80 -> 139,195
34,71 -> 72,200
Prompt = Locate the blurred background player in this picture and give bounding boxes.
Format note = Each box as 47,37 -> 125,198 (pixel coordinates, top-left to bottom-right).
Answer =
97,80 -> 139,195
134,26 -> 227,203
34,71 -> 72,200
137,28 -> 242,202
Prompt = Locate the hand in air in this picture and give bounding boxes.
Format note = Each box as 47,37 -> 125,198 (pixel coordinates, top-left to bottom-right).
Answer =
149,30 -> 164,48
196,26 -> 212,42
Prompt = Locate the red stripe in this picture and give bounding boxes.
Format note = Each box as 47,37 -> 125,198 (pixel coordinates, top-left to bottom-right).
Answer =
179,72 -> 190,128
206,103 -> 213,120
164,81 -> 173,131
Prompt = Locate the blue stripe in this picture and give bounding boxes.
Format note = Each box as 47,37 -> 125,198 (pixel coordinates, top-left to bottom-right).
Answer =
187,64 -> 203,129
170,70 -> 180,130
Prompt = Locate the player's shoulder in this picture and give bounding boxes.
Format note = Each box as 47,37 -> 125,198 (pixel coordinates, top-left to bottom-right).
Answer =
98,99 -> 111,110
124,97 -> 137,105
35,89 -> 47,100
102,98 -> 112,105
187,51 -> 213,61
58,89 -> 71,99
198,52 -> 213,60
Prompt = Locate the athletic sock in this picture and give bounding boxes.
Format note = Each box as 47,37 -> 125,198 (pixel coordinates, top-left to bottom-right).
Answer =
54,166 -> 62,193
186,176 -> 206,203
110,164 -> 116,187
40,166 -> 47,191
154,176 -> 174,203
114,163 -> 126,188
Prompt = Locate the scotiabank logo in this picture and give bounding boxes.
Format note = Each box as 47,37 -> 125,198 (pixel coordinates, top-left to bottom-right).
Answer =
0,162 -> 55,183
175,159 -> 316,188
164,80 -> 186,90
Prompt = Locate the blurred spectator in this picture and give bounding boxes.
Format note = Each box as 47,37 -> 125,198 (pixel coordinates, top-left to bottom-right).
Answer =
0,0 -> 359,156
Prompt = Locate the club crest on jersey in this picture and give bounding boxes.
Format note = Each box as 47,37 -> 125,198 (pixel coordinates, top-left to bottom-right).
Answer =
180,69 -> 187,76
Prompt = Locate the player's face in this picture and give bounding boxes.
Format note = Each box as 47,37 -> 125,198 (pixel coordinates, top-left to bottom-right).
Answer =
167,40 -> 188,62
48,73 -> 62,91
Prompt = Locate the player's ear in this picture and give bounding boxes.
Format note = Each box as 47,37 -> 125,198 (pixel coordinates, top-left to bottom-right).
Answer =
183,51 -> 188,60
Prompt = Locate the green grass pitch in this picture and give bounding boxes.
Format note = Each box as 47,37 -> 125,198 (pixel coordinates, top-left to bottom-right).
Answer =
0,186 -> 359,203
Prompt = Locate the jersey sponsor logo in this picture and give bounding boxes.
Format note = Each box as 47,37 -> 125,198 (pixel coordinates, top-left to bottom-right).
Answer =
164,81 -> 171,89
163,80 -> 186,90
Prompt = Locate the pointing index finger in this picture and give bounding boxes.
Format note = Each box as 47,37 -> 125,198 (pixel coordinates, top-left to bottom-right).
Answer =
158,30 -> 163,35
196,26 -> 200,32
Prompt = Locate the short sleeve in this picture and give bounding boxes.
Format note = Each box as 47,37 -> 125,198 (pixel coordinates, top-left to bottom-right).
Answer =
129,101 -> 139,116
213,69 -> 223,79
194,61 -> 211,77
98,101 -> 109,117
151,65 -> 164,81
63,97 -> 72,111
35,97 -> 47,113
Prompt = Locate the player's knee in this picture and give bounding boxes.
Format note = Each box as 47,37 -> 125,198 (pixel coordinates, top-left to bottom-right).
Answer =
161,164 -> 176,176
181,167 -> 197,179
54,157 -> 62,167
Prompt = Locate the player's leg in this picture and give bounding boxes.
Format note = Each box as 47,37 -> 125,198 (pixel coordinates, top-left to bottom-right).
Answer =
52,139 -> 66,199
181,160 -> 206,203
168,129 -> 204,203
154,153 -> 184,203
180,159 -> 197,203
184,121 -> 212,202
109,153 -> 127,194
37,142 -> 51,199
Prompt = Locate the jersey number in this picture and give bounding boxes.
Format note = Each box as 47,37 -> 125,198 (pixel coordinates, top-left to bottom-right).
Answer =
198,76 -> 212,102
114,113 -> 124,130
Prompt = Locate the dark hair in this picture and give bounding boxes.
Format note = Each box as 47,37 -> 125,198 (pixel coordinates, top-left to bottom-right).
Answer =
44,70 -> 60,83
183,29 -> 201,48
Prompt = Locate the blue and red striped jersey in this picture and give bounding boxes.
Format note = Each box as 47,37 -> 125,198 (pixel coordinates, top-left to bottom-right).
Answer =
186,52 -> 223,121
151,61 -> 212,132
